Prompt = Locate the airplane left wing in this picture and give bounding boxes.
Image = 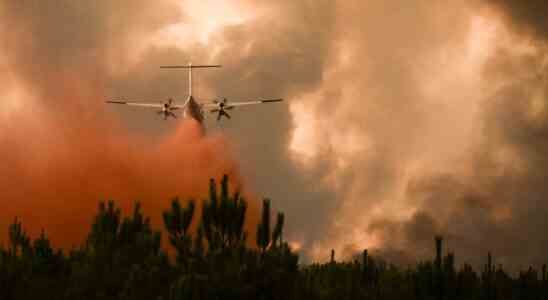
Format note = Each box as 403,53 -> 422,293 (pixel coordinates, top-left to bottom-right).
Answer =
106,100 -> 185,109
106,100 -> 164,108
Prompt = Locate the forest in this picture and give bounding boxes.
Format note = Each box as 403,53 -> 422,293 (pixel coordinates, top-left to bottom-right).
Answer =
0,175 -> 546,300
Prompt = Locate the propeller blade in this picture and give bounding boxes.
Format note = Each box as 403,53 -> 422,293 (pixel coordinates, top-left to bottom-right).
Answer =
210,109 -> 220,113
221,109 -> 231,119
215,108 -> 232,122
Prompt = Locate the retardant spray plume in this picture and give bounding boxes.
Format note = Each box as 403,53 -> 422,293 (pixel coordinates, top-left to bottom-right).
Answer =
0,1 -> 256,247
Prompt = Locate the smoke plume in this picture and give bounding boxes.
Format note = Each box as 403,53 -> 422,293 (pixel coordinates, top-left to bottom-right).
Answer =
287,0 -> 548,269
3,0 -> 548,270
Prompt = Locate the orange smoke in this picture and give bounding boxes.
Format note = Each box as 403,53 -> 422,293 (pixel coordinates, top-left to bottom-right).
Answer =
0,73 -> 256,248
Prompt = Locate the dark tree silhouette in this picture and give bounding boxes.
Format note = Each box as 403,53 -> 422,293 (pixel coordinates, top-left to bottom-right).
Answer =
0,175 -> 547,300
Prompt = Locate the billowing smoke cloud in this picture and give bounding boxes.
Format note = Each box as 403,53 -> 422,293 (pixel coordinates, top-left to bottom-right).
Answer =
2,0 -> 548,270
286,0 -> 548,269
486,0 -> 548,39
286,1 -> 484,261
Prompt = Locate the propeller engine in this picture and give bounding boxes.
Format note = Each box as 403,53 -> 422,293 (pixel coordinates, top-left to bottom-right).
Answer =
210,98 -> 233,121
158,98 -> 178,120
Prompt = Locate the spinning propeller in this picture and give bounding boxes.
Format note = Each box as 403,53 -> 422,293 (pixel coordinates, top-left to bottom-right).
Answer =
210,98 -> 234,121
158,98 -> 179,120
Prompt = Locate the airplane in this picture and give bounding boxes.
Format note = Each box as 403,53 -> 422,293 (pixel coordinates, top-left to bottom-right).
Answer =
106,63 -> 283,124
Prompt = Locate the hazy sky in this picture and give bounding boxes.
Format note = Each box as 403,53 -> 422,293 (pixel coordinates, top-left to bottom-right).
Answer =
1,0 -> 548,269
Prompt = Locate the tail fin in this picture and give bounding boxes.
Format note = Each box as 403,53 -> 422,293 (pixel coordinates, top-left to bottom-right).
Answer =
160,64 -> 221,98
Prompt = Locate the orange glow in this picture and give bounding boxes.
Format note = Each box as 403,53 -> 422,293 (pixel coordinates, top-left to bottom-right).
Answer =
153,0 -> 253,47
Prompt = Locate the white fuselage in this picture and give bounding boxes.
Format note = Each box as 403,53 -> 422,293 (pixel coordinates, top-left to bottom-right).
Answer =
160,62 -> 220,124
183,95 -> 204,124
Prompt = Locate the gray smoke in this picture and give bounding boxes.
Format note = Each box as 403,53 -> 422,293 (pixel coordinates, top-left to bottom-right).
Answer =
2,0 -> 548,270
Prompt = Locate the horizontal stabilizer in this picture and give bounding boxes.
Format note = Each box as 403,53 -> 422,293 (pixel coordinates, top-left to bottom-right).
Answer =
160,65 -> 221,69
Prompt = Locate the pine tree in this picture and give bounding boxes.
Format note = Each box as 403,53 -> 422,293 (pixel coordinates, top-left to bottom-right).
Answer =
435,235 -> 443,300
362,249 -> 368,284
162,198 -> 195,265
444,252 -> 456,300
272,212 -> 285,248
32,229 -> 55,271
8,217 -> 30,257
202,175 -> 247,251
256,198 -> 271,253
484,252 -> 494,300
87,200 -> 121,256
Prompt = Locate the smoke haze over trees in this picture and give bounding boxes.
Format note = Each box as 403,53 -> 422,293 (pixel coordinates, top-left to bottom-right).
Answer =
2,176 -> 548,299
1,0 -> 548,270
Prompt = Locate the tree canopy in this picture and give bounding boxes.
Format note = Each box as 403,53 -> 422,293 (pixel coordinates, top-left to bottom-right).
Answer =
0,175 -> 546,299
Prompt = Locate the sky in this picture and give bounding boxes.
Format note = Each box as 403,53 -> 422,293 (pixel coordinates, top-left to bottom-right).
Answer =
1,0 -> 548,269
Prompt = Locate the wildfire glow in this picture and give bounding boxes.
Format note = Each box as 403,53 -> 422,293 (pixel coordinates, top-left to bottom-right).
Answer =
154,0 -> 253,47
289,99 -> 321,164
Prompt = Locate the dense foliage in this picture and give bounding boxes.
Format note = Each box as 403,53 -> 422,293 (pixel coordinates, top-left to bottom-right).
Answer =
0,175 -> 546,299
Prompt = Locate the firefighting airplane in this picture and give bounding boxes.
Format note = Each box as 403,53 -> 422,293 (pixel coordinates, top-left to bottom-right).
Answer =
106,63 -> 283,123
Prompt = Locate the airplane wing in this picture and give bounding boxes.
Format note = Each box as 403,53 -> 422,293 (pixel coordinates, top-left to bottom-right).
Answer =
106,100 -> 185,109
202,98 -> 283,109
106,100 -> 163,108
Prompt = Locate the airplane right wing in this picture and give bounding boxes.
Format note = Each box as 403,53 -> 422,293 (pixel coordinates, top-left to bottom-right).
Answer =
227,98 -> 284,107
202,98 -> 283,109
